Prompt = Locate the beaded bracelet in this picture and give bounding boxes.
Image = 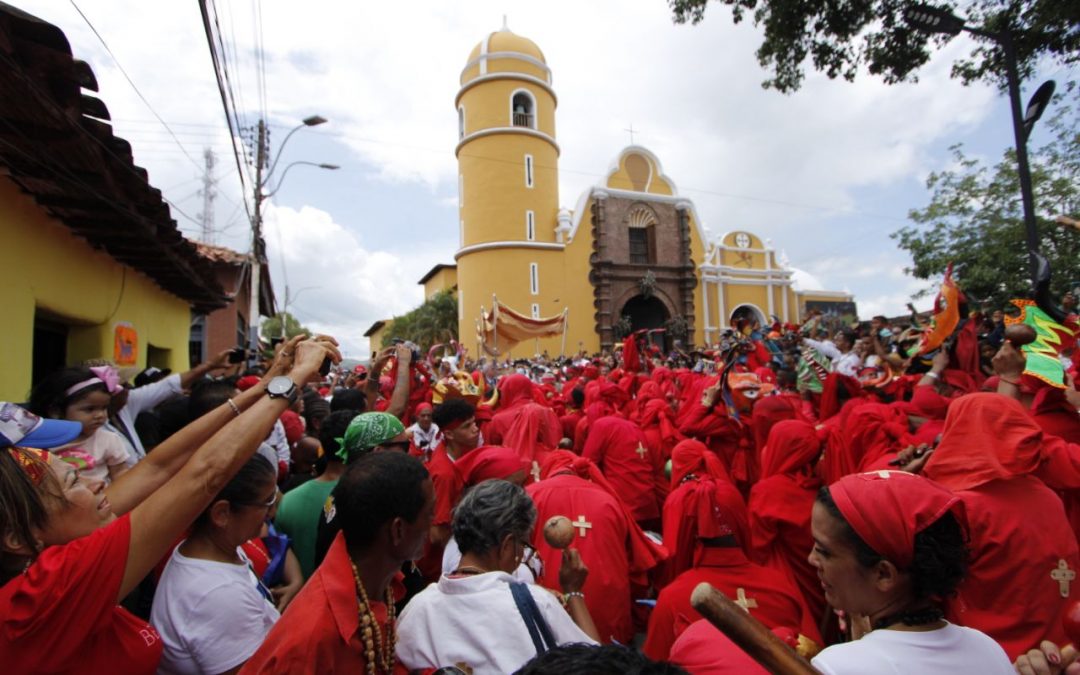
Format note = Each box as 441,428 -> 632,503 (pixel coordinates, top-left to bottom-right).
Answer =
226,398 -> 241,417
564,591 -> 585,602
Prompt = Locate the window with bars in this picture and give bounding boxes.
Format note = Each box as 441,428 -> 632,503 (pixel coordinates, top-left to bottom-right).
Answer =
629,227 -> 651,264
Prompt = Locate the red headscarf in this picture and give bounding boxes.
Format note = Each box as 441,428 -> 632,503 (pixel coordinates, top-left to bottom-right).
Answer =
454,445 -> 528,487
750,421 -> 823,547
819,373 -> 865,421
828,470 -> 963,570
922,393 -> 1044,491
665,440 -> 748,579
502,403 -> 557,463
751,395 -> 807,454
498,374 -> 537,411
539,450 -> 667,572
671,439 -> 731,487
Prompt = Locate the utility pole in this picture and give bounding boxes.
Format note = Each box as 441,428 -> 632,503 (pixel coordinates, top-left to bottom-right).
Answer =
248,119 -> 267,360
198,148 -> 216,243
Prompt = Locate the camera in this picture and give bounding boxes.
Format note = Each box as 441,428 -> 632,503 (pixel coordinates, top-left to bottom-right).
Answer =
228,347 -> 248,364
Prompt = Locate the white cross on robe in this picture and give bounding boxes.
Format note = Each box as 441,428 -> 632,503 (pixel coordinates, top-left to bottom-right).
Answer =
572,515 -> 593,538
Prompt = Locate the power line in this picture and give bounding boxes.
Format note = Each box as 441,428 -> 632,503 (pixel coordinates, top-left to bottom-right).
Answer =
67,0 -> 203,174
198,0 -> 254,230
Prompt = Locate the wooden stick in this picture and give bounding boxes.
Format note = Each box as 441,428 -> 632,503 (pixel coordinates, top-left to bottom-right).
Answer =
690,582 -> 821,675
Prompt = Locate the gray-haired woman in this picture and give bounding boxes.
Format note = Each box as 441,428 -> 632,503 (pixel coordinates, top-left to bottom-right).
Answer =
396,480 -> 599,675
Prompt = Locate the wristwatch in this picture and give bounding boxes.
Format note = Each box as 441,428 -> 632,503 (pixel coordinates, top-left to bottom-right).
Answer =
266,376 -> 299,404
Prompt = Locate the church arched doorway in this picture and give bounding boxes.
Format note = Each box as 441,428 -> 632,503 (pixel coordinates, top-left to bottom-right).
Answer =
730,303 -> 767,330
620,294 -> 670,351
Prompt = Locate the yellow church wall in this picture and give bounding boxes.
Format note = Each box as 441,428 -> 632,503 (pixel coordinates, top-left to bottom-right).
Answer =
422,266 -> 458,299
457,79 -> 556,139
561,208 -> 600,354
458,134 -> 559,246
605,153 -> 675,196
482,56 -> 549,83
0,179 -> 194,401
457,247 -> 575,357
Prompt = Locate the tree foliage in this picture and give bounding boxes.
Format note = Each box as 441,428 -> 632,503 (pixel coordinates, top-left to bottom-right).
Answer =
260,312 -> 312,342
668,0 -> 1079,93
892,87 -> 1080,309
381,289 -> 459,351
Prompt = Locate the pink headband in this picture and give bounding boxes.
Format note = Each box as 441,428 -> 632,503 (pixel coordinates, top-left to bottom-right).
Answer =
65,366 -> 123,397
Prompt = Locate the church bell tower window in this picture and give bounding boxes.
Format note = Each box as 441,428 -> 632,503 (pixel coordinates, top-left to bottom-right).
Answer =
511,91 -> 536,129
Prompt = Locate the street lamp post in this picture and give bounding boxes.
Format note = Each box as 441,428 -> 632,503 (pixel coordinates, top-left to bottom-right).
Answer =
247,116 -> 337,361
905,5 -> 1055,290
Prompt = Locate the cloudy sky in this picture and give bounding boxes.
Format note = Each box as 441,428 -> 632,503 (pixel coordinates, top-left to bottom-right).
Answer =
16,0 -> 1069,357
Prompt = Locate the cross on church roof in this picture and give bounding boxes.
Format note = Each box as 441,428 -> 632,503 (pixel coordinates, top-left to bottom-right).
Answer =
624,123 -> 638,145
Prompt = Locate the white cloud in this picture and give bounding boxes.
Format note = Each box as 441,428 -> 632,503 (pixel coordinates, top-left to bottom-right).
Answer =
13,0 -> 1020,346
263,204 -> 441,358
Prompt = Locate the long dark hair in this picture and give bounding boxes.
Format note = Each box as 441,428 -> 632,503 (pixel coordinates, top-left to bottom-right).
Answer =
0,449 -> 65,585
28,367 -> 109,418
192,453 -> 276,529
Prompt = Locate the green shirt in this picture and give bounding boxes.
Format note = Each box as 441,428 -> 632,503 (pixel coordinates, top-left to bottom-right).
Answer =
275,478 -> 338,578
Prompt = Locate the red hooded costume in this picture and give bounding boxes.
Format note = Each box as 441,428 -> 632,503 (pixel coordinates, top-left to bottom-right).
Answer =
526,451 -> 667,644
922,393 -> 1080,660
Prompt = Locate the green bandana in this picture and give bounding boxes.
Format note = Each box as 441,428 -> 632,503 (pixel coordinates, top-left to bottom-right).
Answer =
336,412 -> 405,461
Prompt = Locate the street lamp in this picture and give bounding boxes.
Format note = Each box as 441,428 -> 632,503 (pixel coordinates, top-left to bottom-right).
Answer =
905,4 -> 1056,290
247,115 -> 336,361
278,284 -> 322,340
266,161 -> 340,198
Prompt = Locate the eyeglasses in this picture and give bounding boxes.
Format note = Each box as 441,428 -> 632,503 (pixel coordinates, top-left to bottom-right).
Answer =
237,490 -> 279,511
521,541 -> 543,581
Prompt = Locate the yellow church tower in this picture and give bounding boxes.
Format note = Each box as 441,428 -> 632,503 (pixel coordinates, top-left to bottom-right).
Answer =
455,23 -> 565,353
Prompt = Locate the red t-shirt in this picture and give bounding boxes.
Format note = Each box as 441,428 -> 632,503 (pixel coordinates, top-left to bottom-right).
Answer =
0,514 -> 163,674
240,532 -> 406,674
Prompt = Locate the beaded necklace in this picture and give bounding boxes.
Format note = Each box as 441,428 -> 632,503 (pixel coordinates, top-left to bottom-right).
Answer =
349,560 -> 397,675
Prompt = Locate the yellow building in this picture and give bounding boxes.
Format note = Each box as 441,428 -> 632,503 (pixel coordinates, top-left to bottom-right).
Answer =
0,6 -> 227,401
426,24 -> 854,356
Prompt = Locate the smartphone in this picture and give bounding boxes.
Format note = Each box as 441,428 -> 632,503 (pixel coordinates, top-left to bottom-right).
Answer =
228,347 -> 247,364
320,356 -> 332,377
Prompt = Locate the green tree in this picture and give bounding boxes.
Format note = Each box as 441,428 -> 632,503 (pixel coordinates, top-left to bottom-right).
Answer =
261,312 -> 312,342
667,0 -> 1079,92
381,289 -> 459,351
892,90 -> 1080,309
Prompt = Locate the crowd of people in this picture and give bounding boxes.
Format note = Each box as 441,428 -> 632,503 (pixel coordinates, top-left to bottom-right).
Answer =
2,298 -> 1080,674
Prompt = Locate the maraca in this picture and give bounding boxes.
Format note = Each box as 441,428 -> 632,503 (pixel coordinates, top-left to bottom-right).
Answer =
543,515 -> 575,549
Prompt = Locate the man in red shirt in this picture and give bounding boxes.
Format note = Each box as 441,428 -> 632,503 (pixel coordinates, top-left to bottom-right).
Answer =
241,451 -> 434,674
417,398 -> 480,581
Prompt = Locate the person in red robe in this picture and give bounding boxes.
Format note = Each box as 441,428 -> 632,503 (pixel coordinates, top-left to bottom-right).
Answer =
748,420 -> 826,626
581,415 -> 661,526
677,378 -> 755,492
484,374 -> 562,449
659,439 -> 741,587
526,450 -> 666,645
921,393 -> 1080,660
643,449 -> 819,661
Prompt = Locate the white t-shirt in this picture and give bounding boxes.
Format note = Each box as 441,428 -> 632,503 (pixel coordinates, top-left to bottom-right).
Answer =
151,545 -> 280,674
396,571 -> 596,675
811,623 -> 1014,675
